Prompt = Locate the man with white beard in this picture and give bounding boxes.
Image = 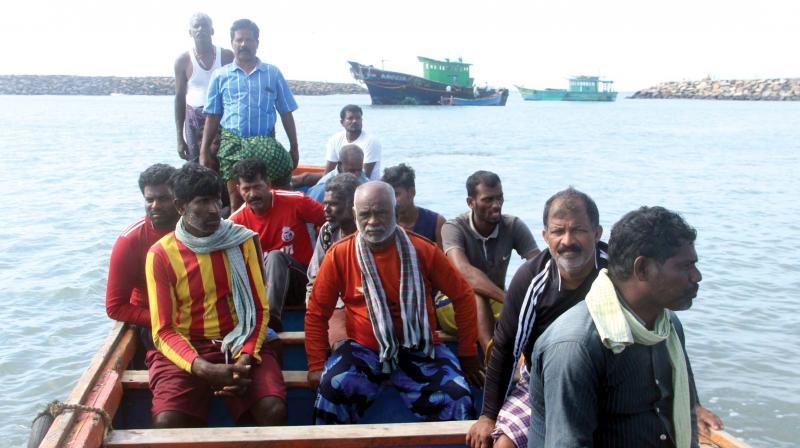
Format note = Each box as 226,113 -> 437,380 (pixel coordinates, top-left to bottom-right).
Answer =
304,181 -> 484,424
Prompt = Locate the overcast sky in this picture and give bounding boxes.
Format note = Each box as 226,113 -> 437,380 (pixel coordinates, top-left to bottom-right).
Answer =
2,0 -> 797,91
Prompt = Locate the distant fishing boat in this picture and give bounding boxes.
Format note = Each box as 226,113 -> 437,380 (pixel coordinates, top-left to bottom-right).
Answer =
441,92 -> 507,106
349,57 -> 509,106
517,76 -> 618,102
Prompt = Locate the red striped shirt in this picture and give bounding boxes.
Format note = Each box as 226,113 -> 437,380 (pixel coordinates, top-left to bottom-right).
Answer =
146,233 -> 268,373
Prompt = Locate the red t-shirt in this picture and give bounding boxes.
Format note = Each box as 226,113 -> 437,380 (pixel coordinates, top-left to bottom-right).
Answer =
105,216 -> 172,327
230,190 -> 325,266
305,232 -> 479,371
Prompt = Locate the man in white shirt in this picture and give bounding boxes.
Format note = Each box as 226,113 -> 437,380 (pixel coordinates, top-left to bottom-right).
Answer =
323,105 -> 382,181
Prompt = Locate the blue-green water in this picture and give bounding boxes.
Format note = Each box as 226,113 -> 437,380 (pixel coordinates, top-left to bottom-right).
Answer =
1,94 -> 798,447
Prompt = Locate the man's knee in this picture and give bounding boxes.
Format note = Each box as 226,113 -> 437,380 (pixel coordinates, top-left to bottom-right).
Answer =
252,396 -> 287,426
265,250 -> 291,269
152,410 -> 203,429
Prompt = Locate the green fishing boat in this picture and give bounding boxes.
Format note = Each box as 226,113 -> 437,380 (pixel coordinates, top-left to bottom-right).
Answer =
517,76 -> 618,102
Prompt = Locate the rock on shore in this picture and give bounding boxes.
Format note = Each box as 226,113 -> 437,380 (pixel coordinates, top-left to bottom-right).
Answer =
0,75 -> 367,96
631,78 -> 800,100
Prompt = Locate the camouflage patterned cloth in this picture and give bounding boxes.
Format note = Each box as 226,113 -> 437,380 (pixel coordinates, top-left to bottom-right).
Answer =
217,128 -> 293,187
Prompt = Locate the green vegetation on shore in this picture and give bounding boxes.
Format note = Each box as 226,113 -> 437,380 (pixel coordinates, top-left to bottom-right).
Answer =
0,75 -> 366,96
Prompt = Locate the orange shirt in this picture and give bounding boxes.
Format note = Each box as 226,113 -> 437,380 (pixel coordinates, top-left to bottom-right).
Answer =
305,231 -> 478,371
146,234 -> 268,373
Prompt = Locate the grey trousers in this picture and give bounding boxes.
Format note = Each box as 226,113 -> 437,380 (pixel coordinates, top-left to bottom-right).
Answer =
264,251 -> 308,332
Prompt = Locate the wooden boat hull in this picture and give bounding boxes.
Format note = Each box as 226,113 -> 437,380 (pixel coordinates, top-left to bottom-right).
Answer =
349,61 -> 508,106
35,315 -> 752,448
442,91 -> 509,106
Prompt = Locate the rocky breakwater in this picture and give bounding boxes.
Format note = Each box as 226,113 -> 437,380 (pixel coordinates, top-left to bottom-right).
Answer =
0,75 -> 366,96
631,78 -> 800,100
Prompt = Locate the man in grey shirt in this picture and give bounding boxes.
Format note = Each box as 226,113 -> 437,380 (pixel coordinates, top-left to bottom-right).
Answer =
441,171 -> 539,355
529,206 -> 706,448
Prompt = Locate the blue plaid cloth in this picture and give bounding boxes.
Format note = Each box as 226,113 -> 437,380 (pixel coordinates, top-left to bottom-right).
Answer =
313,340 -> 473,424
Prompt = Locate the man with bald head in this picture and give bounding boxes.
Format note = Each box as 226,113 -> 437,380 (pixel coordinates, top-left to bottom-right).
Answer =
305,181 -> 483,424
306,144 -> 369,203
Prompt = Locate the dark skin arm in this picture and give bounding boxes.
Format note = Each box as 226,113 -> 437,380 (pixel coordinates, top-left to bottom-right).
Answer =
279,111 -> 299,169
324,161 -> 337,174
363,162 -> 376,178
446,248 -> 506,303
434,214 -> 446,250
291,171 -> 324,187
192,353 -> 252,397
466,415 -> 496,448
215,237 -> 266,397
459,355 -> 485,387
697,404 -> 724,436
199,114 -> 221,170
307,369 -> 323,390
174,53 -> 191,160
523,248 -> 540,261
221,49 -> 235,65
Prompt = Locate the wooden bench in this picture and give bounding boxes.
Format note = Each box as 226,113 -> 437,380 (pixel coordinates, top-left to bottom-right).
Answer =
121,370 -> 311,389
278,330 -> 458,344
122,330 -> 458,388
105,420 -> 474,447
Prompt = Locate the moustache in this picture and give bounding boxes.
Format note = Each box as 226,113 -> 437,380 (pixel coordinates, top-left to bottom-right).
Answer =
557,244 -> 582,255
237,48 -> 251,54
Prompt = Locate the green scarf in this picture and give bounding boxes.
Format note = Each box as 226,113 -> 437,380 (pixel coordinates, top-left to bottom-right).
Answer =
585,269 -> 691,448
175,218 -> 258,357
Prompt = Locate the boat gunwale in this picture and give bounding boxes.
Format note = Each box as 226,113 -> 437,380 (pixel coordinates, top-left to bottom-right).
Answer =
39,321 -> 134,448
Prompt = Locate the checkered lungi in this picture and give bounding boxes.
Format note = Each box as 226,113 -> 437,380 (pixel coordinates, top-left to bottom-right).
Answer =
184,105 -> 205,161
217,128 -> 293,187
491,362 -> 532,447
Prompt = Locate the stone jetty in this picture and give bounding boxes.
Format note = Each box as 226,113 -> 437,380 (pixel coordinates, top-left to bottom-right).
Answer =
0,75 -> 366,96
631,78 -> 800,100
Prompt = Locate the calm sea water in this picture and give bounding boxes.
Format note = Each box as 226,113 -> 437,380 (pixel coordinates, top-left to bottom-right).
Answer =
1,93 -> 798,447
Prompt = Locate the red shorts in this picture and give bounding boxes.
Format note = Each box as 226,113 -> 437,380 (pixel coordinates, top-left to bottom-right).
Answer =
147,340 -> 286,422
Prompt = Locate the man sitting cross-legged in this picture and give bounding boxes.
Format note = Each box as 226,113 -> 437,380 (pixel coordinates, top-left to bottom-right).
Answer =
146,163 -> 286,428
305,181 -> 484,424
230,158 -> 325,332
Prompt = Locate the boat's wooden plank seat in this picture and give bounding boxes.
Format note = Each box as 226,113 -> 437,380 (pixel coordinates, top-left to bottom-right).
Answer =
279,330 -> 457,344
121,330 -> 457,390
122,370 -> 311,389
105,420 -> 474,447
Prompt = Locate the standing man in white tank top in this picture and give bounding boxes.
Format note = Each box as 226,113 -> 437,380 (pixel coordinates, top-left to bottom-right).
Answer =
174,13 -> 234,161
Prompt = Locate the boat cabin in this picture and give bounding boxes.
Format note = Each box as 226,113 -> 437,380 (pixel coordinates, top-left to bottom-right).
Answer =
418,56 -> 474,88
569,76 -> 615,93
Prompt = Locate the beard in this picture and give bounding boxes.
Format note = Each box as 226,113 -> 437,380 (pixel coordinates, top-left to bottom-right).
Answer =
553,244 -> 593,275
356,216 -> 397,245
